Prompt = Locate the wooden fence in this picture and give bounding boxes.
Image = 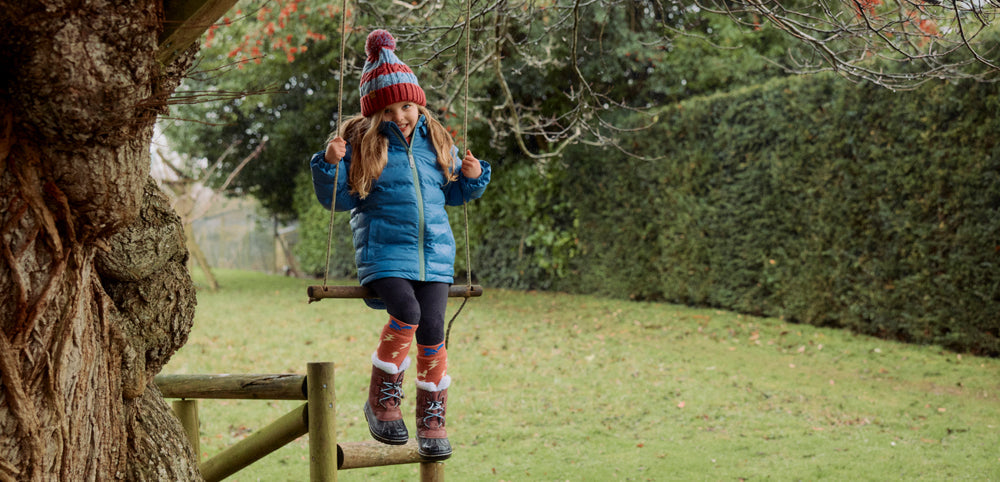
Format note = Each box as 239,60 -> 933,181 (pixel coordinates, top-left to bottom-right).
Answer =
155,362 -> 443,481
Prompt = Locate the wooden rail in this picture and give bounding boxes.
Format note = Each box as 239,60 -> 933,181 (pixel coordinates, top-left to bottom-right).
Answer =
156,373 -> 306,400
155,362 -> 443,481
306,284 -> 482,303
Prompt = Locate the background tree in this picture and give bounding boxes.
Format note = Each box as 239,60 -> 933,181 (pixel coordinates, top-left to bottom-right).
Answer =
156,139 -> 266,291
165,0 -> 349,219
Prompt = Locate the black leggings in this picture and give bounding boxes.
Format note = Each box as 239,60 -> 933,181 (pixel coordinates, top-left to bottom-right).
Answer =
365,277 -> 448,346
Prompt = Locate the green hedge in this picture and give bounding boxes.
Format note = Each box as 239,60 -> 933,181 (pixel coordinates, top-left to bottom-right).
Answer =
551,75 -> 999,355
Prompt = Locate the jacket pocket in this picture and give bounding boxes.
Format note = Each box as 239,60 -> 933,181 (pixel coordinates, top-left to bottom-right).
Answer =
362,219 -> 380,264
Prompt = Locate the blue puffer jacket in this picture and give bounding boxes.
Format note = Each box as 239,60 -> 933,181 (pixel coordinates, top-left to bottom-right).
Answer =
311,115 -> 491,286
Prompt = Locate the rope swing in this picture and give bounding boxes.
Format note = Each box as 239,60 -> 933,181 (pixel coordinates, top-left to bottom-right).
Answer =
307,1 -> 483,349
319,0 -> 349,292
443,0 -> 477,348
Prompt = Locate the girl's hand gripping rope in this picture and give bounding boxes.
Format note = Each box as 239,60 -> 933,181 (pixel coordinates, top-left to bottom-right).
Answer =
325,136 -> 347,165
461,149 -> 482,179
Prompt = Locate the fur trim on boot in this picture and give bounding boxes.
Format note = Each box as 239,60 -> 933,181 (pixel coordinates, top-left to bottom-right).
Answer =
372,351 -> 410,374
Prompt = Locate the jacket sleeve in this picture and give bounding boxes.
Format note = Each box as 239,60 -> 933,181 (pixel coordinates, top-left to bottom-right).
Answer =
310,147 -> 355,212
443,146 -> 491,206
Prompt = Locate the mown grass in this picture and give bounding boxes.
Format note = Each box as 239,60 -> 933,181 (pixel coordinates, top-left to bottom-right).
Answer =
164,269 -> 1000,481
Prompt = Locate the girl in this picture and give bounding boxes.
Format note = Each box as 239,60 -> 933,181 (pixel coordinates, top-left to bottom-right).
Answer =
310,29 -> 491,461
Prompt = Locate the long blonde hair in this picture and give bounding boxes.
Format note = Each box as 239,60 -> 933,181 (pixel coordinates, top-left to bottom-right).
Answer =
329,105 -> 458,199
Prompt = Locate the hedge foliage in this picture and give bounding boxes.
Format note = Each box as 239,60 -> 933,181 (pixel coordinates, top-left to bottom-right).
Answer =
294,74 -> 999,355
548,75 -> 999,356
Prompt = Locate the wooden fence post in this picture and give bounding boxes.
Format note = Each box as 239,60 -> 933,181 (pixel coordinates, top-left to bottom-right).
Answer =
420,461 -> 445,482
171,399 -> 200,459
308,362 -> 337,481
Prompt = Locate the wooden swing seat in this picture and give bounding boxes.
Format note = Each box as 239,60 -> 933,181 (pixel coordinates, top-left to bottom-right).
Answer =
307,284 -> 483,303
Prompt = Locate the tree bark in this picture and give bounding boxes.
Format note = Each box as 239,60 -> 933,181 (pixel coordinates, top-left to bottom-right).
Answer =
1,1 -> 202,480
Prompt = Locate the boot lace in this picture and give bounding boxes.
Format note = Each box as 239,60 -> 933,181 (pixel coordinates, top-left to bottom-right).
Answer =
422,400 -> 445,427
378,381 -> 404,408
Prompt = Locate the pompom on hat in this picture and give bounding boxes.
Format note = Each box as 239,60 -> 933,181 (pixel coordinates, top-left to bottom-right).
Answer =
359,29 -> 426,117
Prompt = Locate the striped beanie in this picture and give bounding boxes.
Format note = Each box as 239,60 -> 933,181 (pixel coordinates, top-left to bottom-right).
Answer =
359,29 -> 426,118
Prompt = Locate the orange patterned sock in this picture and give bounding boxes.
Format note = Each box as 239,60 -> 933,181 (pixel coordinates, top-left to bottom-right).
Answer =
416,342 -> 447,387
375,316 -> 416,369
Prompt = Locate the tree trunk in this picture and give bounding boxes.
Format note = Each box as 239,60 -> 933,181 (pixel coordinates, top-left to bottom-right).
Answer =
1,1 -> 202,480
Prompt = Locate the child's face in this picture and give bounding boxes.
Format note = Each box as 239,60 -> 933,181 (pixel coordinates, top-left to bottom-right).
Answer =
381,101 -> 420,139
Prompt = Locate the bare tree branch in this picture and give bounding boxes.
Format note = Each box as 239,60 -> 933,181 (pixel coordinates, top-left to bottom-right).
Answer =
697,0 -> 1000,89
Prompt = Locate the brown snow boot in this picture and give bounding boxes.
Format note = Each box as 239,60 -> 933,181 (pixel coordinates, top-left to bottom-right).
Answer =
415,378 -> 452,461
363,360 -> 409,445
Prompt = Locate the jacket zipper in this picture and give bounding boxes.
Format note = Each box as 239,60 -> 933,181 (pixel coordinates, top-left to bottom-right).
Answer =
393,128 -> 426,281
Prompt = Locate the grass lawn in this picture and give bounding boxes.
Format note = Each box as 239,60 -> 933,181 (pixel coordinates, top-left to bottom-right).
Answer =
164,269 -> 1000,481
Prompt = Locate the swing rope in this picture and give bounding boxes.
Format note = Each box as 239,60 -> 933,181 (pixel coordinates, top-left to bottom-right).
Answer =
445,0 -> 476,349
320,0 -> 350,289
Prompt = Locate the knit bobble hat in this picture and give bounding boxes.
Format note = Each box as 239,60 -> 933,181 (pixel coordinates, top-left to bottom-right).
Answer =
359,29 -> 426,118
